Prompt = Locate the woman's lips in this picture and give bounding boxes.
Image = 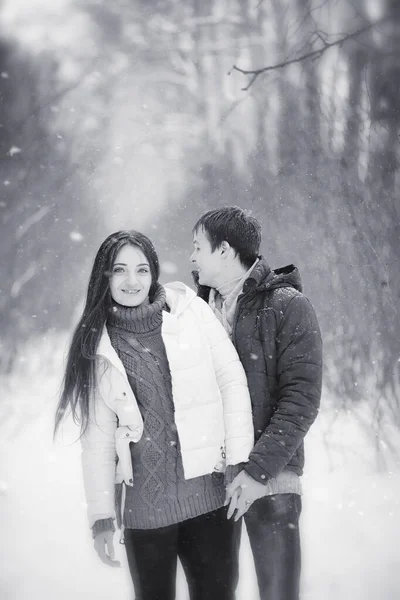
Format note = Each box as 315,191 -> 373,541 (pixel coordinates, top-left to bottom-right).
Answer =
121,289 -> 141,295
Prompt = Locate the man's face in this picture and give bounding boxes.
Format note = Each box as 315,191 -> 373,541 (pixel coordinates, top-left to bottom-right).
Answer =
190,227 -> 224,288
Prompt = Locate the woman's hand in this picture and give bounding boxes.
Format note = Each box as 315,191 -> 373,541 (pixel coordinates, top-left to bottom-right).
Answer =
94,530 -> 121,567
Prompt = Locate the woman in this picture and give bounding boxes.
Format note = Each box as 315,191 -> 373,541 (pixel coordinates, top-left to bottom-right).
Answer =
54,230 -> 253,600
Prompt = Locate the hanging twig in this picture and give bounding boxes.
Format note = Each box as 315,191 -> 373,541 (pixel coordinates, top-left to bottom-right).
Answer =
229,18 -> 388,91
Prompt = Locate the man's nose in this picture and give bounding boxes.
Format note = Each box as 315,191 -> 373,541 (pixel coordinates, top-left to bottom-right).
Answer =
190,251 -> 196,263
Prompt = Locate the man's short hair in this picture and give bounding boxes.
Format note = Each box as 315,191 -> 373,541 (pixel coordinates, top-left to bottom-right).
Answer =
193,206 -> 262,268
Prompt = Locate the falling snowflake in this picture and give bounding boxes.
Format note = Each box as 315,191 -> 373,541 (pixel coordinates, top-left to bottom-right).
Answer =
8,146 -> 21,157
69,231 -> 83,242
0,481 -> 9,494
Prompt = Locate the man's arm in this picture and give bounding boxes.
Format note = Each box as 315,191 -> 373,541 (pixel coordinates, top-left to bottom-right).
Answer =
244,293 -> 323,483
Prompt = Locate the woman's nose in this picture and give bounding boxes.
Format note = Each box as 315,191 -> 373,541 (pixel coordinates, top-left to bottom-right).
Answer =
126,273 -> 139,286
190,251 -> 196,263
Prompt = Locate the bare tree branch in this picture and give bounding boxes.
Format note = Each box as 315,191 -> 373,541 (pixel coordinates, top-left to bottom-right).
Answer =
230,18 -> 388,91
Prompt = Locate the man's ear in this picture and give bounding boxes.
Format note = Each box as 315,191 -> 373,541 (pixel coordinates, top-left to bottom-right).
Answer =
220,241 -> 231,257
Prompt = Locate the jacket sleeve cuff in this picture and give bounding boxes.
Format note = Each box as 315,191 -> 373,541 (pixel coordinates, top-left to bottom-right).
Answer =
224,463 -> 245,486
91,518 -> 115,539
244,460 -> 272,485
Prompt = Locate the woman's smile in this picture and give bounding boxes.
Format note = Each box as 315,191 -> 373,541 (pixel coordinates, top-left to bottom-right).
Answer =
121,288 -> 141,295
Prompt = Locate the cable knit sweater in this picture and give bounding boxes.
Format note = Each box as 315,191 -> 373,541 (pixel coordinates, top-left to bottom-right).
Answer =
104,286 -> 225,530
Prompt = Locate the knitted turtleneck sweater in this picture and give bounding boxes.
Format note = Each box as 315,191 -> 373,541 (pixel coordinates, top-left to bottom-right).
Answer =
106,285 -> 225,530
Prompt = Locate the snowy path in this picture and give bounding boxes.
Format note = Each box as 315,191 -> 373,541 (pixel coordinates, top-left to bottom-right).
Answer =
1,367 -> 400,600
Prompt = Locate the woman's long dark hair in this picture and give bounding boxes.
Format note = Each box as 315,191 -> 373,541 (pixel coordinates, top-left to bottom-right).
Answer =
54,230 -> 160,436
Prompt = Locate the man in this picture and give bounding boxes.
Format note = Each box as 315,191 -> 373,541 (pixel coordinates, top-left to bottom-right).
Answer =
190,206 -> 323,600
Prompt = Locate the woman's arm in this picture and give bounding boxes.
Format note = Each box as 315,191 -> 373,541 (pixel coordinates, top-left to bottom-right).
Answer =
80,382 -> 118,529
193,297 -> 254,466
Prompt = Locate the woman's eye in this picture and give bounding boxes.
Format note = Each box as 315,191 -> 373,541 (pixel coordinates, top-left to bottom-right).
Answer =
113,267 -> 124,274
138,268 -> 149,274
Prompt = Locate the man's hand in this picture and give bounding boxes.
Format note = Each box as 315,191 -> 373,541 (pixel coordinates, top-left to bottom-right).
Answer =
94,530 -> 121,567
225,470 -> 267,521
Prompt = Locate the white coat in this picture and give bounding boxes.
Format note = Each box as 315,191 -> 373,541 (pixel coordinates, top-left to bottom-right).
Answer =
81,282 -> 254,527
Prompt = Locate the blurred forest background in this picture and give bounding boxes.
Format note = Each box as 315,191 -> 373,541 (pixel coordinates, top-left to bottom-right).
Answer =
1,0 -> 399,455
1,1 -> 400,599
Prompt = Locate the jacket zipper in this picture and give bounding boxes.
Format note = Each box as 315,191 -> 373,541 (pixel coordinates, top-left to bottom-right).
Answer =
231,291 -> 247,347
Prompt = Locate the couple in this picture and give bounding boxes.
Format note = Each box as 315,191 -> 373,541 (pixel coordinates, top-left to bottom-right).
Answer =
55,206 -> 323,600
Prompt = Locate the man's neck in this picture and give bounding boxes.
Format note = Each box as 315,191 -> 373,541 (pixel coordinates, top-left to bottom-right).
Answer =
214,261 -> 248,295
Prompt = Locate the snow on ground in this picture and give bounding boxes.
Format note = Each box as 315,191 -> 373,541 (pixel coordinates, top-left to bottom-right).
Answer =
1,341 -> 400,600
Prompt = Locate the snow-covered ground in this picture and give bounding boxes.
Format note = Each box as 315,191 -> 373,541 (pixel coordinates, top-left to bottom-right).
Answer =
1,340 -> 399,600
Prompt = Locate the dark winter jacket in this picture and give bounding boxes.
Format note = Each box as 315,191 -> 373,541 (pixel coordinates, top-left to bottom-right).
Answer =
196,258 -> 323,485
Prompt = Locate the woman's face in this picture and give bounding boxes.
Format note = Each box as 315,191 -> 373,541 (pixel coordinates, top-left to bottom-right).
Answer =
109,244 -> 152,307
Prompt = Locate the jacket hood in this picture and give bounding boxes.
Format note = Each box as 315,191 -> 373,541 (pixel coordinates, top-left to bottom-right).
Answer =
194,257 -> 303,300
245,257 -> 303,293
164,281 -> 197,317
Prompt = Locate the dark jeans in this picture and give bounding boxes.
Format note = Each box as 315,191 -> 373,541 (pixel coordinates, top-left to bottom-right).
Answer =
242,493 -> 302,600
124,506 -> 240,600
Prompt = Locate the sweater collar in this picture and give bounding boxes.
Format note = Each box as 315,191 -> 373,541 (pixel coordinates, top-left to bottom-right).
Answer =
209,259 -> 259,337
107,284 -> 166,334
216,258 -> 259,302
